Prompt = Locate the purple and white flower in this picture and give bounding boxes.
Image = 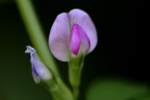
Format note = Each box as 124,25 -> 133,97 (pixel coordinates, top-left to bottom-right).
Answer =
49,9 -> 97,62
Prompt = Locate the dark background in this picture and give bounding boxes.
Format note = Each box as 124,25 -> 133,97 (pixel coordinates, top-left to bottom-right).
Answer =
0,0 -> 144,100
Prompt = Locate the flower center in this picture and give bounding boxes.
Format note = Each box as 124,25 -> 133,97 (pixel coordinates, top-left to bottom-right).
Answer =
70,24 -> 90,55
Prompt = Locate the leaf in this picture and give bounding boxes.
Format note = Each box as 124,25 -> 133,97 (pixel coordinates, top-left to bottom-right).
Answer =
86,79 -> 149,100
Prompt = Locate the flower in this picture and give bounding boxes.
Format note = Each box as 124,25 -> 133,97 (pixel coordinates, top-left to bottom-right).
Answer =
25,46 -> 52,83
49,9 -> 97,62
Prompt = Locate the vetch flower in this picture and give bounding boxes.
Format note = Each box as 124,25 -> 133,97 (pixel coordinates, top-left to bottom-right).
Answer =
25,46 -> 52,83
49,9 -> 97,62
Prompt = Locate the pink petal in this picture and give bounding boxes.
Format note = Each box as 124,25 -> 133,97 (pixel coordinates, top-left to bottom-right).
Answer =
69,9 -> 97,53
70,24 -> 81,55
70,24 -> 90,55
77,24 -> 90,54
49,13 -> 71,62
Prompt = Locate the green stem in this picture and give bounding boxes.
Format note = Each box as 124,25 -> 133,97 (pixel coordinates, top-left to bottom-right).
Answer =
15,0 -> 74,100
69,55 -> 85,99
47,79 -> 74,100
15,0 -> 59,78
69,65 -> 81,99
73,87 -> 79,100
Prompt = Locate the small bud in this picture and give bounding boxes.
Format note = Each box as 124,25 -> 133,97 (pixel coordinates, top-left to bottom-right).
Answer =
25,46 -> 52,83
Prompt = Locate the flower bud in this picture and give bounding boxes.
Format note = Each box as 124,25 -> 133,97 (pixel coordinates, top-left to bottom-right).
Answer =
25,46 -> 52,83
49,9 -> 97,62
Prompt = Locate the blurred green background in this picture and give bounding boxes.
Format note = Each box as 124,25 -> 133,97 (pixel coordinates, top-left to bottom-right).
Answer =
0,0 -> 146,100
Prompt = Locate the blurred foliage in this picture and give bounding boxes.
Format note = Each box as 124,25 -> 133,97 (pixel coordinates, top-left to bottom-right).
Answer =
86,79 -> 150,100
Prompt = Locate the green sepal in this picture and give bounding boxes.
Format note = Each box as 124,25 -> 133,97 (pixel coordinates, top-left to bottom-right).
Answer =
69,54 -> 85,99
